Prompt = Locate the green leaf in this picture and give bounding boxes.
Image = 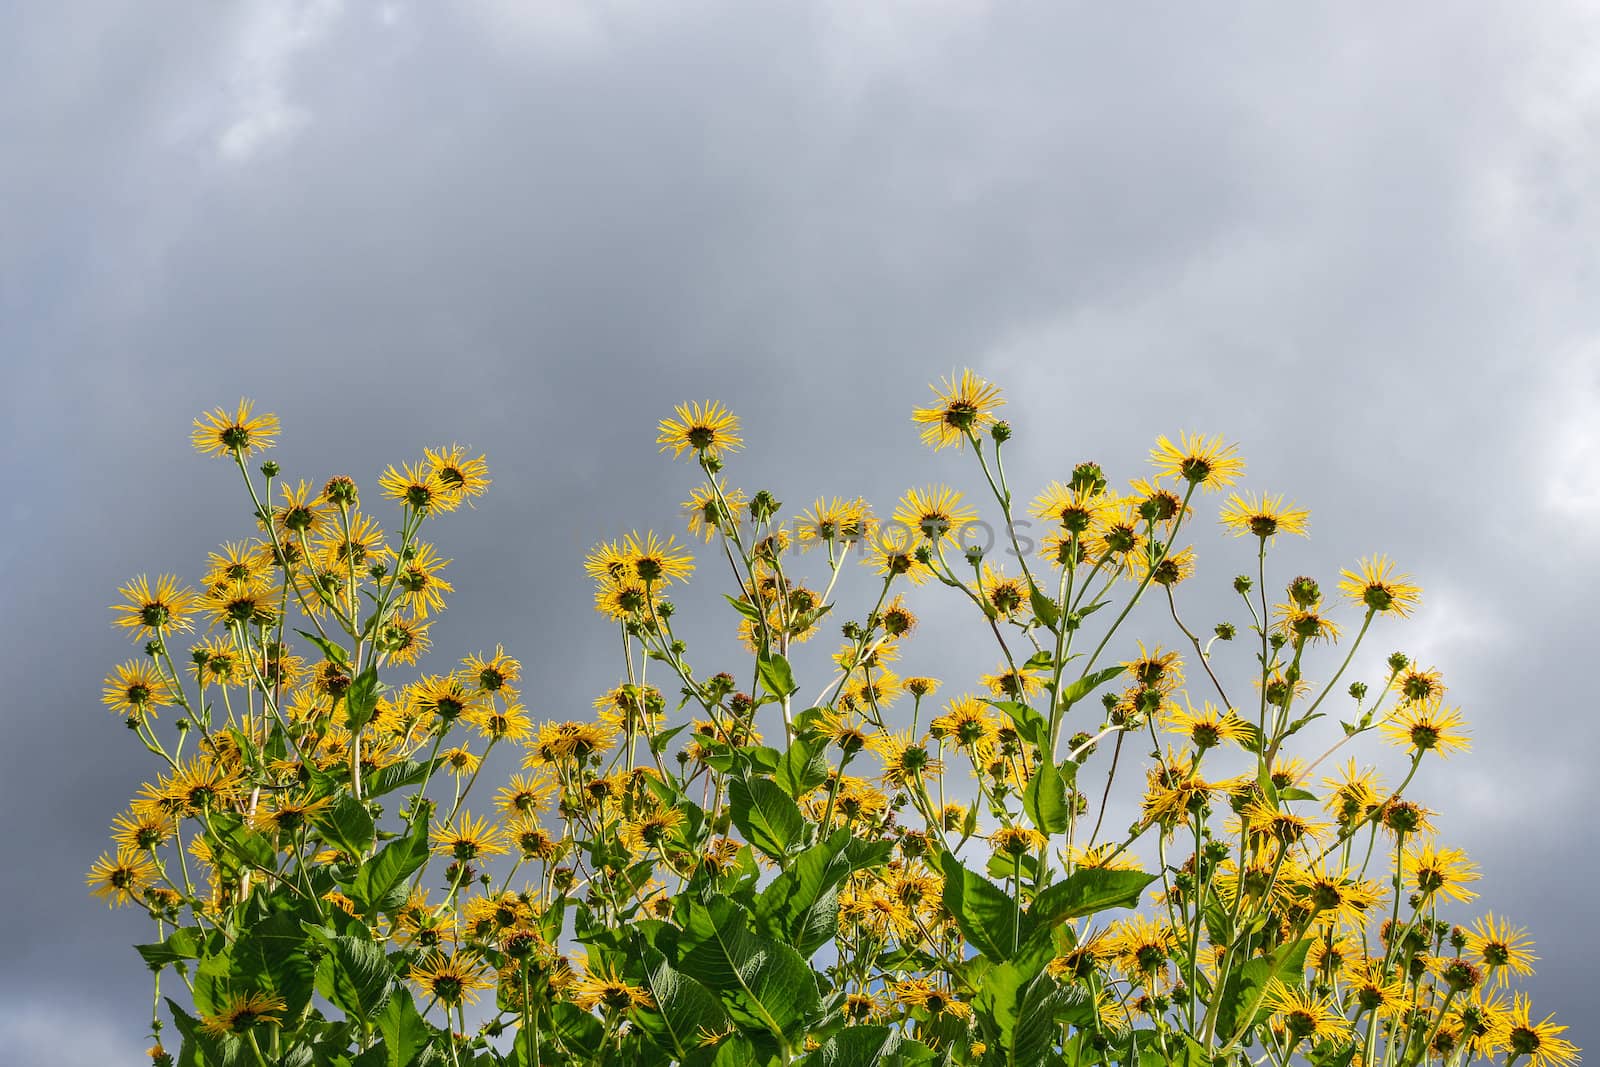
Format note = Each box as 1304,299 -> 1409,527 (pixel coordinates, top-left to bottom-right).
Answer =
313,792 -> 377,859
1280,787 -> 1318,803
1023,650 -> 1056,671
1060,664 -> 1127,708
296,629 -> 350,667
364,759 -> 434,799
630,944 -> 730,1061
756,652 -> 799,699
729,776 -> 803,861
986,700 -> 1047,751
231,912 -> 317,1020
137,926 -> 225,970
1029,584 -> 1061,629
1216,937 -> 1313,1042
345,666 -> 381,732
938,851 -> 1020,961
775,736 -> 830,799
312,931 -> 393,1025
374,986 -> 433,1067
651,722 -> 692,757
1030,868 -> 1156,926
205,811 -> 277,870
1023,763 -> 1069,834
725,594 -> 764,621
754,829 -> 893,955
802,1025 -> 921,1066
676,895 -> 820,1041
349,813 -> 429,916
977,966 -> 1073,1066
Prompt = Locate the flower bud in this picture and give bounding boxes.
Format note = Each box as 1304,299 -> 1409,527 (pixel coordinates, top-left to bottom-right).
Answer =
1388,651 -> 1410,671
1349,681 -> 1368,701
1213,622 -> 1236,641
260,460 -> 280,478
1287,576 -> 1320,607
1071,461 -> 1107,494
990,420 -> 1012,444
1233,575 -> 1253,595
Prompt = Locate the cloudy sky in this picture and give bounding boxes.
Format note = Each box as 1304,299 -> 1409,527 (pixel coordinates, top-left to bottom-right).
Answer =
4,2 -> 1599,1062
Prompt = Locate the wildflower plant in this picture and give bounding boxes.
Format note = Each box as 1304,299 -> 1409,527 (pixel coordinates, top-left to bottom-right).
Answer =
92,382 -> 1578,1067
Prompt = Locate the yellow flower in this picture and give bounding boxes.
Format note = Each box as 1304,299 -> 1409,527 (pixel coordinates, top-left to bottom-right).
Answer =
569,956 -> 656,1012
430,812 -> 508,862
378,461 -> 447,513
393,542 -> 453,618
1030,481 -> 1114,532
894,977 -> 972,1018
658,401 -> 743,459
1161,699 -> 1248,750
863,525 -> 935,585
1338,555 -> 1421,617
1149,431 -> 1245,491
200,991 -> 287,1036
191,399 -> 279,458
1404,840 -> 1481,904
527,720 -> 618,766
1261,982 -> 1350,1044
682,481 -> 748,542
1381,700 -> 1470,758
929,694 -> 999,749
1219,490 -> 1309,540
794,496 -> 876,550
408,951 -> 494,1007
1494,994 -> 1579,1067
893,485 -> 977,546
911,369 -> 1005,450
102,661 -> 174,718
424,444 -> 490,509
86,848 -> 159,908
112,575 -> 198,638
990,825 -> 1045,858
621,530 -> 695,585
1466,914 -> 1537,987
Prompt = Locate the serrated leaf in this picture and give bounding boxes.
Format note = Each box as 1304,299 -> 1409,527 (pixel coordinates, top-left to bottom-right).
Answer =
938,851 -> 1020,961
756,652 -> 799,698
729,776 -> 803,861
364,759 -> 434,799
1030,867 -> 1156,926
676,896 -> 820,1041
374,986 -> 433,1067
349,811 -> 429,916
313,792 -> 376,859
775,736 -> 830,799
312,931 -> 393,1025
651,722 -> 692,757
986,700 -> 1047,751
630,944 -> 729,1060
1023,762 -> 1069,834
345,666 -> 381,731
755,829 -> 893,954
296,629 -> 350,667
1060,664 -> 1127,708
1216,937 -> 1312,1042
137,926 -> 225,970
1029,584 -> 1061,629
724,594 -> 765,621
231,912 -> 317,1020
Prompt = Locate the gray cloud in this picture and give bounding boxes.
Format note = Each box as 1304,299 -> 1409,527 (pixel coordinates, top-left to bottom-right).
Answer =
4,2 -> 1598,1062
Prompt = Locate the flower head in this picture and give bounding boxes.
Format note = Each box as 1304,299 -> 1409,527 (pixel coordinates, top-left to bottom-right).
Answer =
658,401 -> 742,459
1150,432 -> 1245,491
911,369 -> 1005,450
1339,555 -> 1421,617
192,399 -> 279,458
1219,491 -> 1309,541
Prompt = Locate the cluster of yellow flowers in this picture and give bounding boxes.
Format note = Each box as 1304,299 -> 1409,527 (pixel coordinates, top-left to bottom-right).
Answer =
88,383 -> 1575,1067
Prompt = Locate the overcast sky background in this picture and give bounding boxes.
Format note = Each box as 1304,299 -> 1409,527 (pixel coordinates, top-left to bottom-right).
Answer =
4,2 -> 1599,1063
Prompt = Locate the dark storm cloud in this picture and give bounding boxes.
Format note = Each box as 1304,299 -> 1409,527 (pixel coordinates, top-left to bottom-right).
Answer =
3,2 -> 1597,1061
